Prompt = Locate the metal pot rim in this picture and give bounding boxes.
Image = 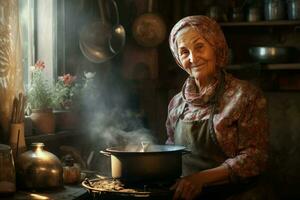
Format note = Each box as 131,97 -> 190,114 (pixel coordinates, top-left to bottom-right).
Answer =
105,144 -> 186,154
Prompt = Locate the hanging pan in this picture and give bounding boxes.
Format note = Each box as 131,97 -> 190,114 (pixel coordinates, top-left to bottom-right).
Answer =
79,0 -> 126,63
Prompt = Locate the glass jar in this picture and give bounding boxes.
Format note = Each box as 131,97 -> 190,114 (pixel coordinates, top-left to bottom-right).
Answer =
230,7 -> 244,22
247,6 -> 262,22
264,0 -> 285,20
0,144 -> 16,195
287,0 -> 300,20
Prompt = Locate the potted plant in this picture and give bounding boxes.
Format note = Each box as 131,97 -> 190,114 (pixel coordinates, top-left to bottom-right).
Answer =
26,60 -> 55,134
52,74 -> 81,130
52,71 -> 96,131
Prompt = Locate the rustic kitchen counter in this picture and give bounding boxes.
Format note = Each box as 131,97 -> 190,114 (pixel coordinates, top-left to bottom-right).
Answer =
0,185 -> 89,200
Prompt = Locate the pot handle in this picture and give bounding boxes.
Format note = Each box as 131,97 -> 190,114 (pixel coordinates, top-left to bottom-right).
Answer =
182,149 -> 191,155
100,150 -> 111,157
97,0 -> 120,25
83,178 -> 93,187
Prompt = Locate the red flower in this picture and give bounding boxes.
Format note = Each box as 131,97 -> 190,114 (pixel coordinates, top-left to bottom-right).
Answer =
59,74 -> 77,86
34,60 -> 45,70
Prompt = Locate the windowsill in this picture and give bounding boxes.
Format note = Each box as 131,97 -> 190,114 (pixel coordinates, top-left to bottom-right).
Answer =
25,130 -> 83,144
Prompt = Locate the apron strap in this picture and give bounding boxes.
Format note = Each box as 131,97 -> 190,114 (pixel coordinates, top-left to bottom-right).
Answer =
208,70 -> 227,156
175,102 -> 187,127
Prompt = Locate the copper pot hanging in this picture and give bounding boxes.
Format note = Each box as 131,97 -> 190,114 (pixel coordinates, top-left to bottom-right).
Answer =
79,0 -> 126,63
132,0 -> 166,47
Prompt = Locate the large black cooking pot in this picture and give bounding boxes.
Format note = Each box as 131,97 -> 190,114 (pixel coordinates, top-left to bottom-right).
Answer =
100,144 -> 187,182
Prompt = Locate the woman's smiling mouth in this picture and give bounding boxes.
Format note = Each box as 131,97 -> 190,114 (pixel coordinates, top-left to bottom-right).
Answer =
191,63 -> 206,70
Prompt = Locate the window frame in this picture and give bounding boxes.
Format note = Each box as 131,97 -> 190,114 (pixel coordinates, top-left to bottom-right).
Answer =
19,0 -> 65,86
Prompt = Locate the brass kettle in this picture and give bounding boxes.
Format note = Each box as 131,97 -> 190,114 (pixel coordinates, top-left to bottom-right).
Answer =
16,143 -> 63,189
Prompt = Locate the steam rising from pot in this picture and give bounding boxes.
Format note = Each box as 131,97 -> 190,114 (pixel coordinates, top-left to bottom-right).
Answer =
82,103 -> 155,174
77,66 -> 155,174
78,70 -> 152,146
86,107 -> 155,148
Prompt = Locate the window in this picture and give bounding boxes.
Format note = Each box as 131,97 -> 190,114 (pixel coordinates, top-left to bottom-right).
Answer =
19,0 -> 35,85
19,0 -> 63,85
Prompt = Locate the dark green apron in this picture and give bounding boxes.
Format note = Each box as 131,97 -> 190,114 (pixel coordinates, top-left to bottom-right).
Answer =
174,87 -> 227,176
174,72 -> 226,176
174,103 -> 226,176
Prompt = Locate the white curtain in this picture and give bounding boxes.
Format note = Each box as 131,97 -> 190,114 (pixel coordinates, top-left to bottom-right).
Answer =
0,0 -> 23,142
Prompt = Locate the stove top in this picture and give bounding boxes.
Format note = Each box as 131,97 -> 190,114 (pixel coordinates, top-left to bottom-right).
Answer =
82,178 -> 174,200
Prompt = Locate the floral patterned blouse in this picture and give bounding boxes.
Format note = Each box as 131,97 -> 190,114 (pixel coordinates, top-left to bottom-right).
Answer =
166,72 -> 269,182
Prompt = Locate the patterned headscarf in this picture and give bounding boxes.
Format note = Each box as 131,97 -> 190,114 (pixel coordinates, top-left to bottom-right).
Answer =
169,15 -> 229,69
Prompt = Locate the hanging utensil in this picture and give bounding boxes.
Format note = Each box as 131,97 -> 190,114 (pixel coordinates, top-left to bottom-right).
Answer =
132,0 -> 166,47
79,0 -> 126,63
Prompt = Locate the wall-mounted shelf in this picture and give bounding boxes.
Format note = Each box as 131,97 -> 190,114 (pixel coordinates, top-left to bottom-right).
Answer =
220,20 -> 300,27
228,63 -> 300,70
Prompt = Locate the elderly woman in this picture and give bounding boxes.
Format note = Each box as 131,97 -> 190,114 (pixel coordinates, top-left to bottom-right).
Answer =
166,16 -> 269,200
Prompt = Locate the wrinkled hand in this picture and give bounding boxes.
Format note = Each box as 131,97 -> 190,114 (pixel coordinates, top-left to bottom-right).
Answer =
171,173 -> 205,200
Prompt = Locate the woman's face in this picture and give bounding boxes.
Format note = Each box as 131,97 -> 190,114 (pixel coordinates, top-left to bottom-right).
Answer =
176,27 -> 217,83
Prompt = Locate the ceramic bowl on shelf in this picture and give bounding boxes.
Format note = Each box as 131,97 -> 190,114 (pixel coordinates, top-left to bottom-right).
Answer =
248,46 -> 296,64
